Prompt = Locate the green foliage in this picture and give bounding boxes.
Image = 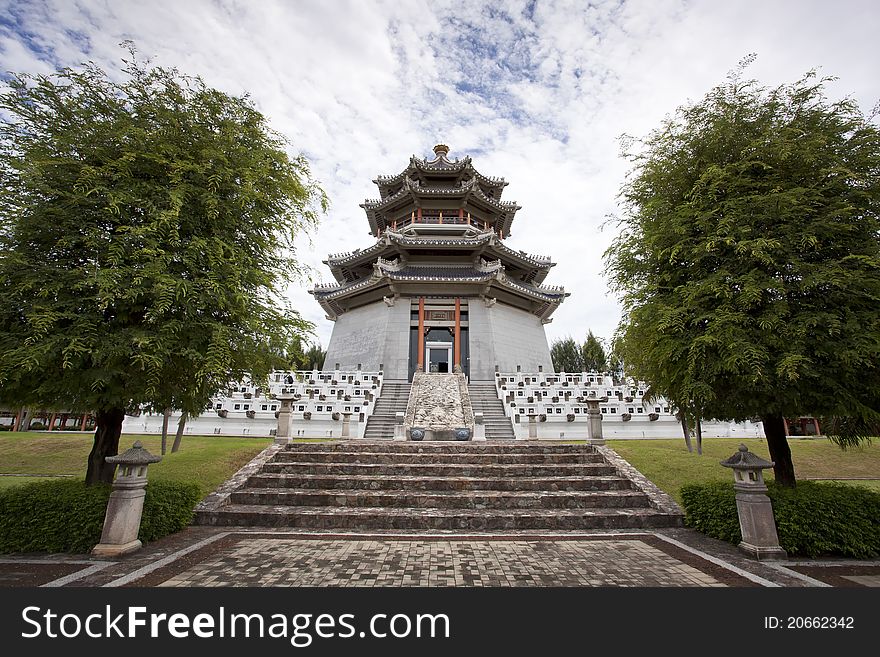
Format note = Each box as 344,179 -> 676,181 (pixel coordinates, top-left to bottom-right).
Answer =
681,480 -> 880,558
139,480 -> 202,542
581,331 -> 607,372
550,337 -> 583,373
551,332 -> 610,373
0,478 -> 200,553
680,482 -> 741,543
605,59 -> 880,445
281,335 -> 326,371
0,46 -> 327,420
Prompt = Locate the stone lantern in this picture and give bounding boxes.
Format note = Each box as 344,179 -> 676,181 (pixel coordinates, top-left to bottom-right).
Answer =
92,441 -> 161,557
720,444 -> 787,560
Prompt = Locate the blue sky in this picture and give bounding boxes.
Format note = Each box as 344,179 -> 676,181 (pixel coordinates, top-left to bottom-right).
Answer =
2,0 -> 879,351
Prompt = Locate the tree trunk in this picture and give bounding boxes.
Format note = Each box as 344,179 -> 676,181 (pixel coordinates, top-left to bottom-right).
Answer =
761,414 -> 796,487
85,407 -> 125,485
679,413 -> 693,453
161,408 -> 171,455
695,415 -> 703,455
171,412 -> 188,453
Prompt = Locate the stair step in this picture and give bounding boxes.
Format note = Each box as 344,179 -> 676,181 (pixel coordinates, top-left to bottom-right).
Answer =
272,451 -> 605,464
246,473 -> 634,492
261,462 -> 619,477
282,442 -> 596,453
195,505 -> 681,530
230,488 -> 651,509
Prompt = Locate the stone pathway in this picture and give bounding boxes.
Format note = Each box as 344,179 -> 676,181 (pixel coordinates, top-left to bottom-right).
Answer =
155,537 -> 726,587
2,526 -> 876,588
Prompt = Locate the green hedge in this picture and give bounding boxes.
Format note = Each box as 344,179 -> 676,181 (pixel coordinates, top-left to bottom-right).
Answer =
0,479 -> 201,553
681,481 -> 880,559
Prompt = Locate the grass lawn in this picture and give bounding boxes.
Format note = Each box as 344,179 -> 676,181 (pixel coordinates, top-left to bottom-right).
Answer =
0,475 -> 77,490
0,432 -> 272,496
608,437 -> 880,503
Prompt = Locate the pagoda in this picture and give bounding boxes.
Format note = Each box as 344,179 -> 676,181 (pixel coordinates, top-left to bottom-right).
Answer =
312,144 -> 569,382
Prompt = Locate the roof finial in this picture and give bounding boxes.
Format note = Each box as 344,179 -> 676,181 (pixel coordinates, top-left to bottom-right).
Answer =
433,143 -> 450,158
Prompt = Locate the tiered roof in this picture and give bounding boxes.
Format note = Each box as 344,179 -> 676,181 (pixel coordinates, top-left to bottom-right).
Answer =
311,145 -> 568,320
360,144 -> 520,237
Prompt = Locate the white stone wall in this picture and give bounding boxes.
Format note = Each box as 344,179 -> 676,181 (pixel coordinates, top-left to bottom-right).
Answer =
466,300 -> 497,381
121,414 -> 357,439
497,372 -> 766,440
508,416 -> 765,440
323,302 -> 411,379
468,301 -> 554,380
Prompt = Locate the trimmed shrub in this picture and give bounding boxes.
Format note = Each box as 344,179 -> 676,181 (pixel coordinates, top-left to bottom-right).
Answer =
681,480 -> 880,559
139,480 -> 202,543
680,482 -> 740,544
0,479 -> 201,553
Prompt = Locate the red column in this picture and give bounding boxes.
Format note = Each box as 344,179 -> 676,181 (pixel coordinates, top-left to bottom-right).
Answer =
459,208 -> 464,223
80,414 -> 88,431
417,297 -> 425,371
48,412 -> 56,431
813,417 -> 821,436
12,410 -> 21,432
454,298 -> 461,368
417,207 -> 422,222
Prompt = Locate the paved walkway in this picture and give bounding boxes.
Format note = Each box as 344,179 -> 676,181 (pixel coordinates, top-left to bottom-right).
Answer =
2,526 -> 877,588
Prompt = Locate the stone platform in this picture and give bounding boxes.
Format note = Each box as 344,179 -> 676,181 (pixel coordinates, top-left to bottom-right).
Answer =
193,441 -> 683,530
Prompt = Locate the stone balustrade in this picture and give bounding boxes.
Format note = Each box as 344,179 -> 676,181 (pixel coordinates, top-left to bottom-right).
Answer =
493,371 -> 765,440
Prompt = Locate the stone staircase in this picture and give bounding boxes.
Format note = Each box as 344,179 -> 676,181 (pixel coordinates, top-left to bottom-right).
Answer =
362,381 -> 411,440
194,442 -> 683,530
469,380 -> 516,440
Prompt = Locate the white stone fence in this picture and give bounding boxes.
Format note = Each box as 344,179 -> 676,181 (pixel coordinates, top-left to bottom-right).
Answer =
122,370 -> 384,438
494,372 -> 765,440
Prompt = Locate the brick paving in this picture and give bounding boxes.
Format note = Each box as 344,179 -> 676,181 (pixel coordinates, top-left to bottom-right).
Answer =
2,528 -> 877,588
155,537 -> 726,587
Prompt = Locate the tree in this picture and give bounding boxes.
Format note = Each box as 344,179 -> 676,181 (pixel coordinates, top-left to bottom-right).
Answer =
550,337 -> 584,373
605,59 -> 880,486
0,48 -> 327,484
282,336 -> 326,371
581,331 -> 607,372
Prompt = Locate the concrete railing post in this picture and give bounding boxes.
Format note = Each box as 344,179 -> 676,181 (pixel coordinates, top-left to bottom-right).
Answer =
527,413 -> 538,439
586,399 -> 604,445
275,394 -> 296,445
92,441 -> 161,557
473,412 -> 486,441
393,412 -> 406,441
341,411 -> 352,439
721,444 -> 787,560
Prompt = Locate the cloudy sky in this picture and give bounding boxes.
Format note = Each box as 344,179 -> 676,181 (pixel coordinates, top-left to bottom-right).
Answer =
2,0 -> 878,351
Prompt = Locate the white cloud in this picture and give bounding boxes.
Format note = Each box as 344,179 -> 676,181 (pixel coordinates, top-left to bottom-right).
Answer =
2,0 -> 878,352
